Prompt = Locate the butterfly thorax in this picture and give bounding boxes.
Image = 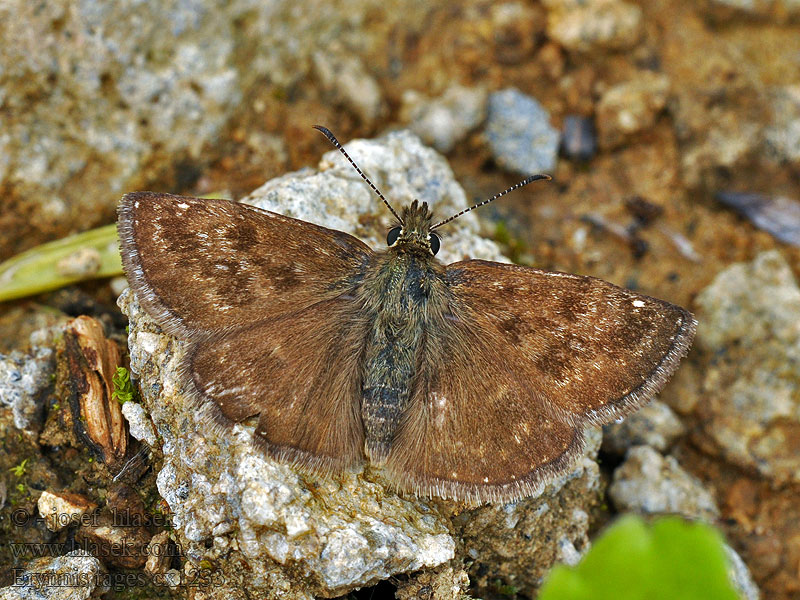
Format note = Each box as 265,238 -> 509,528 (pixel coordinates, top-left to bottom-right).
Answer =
358,202 -> 449,464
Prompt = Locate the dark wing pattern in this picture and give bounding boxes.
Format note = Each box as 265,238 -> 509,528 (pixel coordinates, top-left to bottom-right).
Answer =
386,259 -> 695,503
118,192 -> 372,338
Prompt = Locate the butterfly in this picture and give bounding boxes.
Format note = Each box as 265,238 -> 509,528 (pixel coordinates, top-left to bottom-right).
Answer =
117,126 -> 696,504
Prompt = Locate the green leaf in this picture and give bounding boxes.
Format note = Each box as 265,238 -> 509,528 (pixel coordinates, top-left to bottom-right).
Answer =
0,224 -> 122,302
112,366 -> 137,404
539,515 -> 740,600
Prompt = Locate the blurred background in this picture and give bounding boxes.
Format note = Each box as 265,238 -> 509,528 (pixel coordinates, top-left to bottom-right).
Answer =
1,0 -> 799,598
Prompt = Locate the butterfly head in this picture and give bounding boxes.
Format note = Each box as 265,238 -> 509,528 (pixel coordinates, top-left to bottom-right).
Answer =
386,200 -> 441,256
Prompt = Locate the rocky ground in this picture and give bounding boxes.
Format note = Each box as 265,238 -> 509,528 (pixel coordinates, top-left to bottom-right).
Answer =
1,0 -> 799,598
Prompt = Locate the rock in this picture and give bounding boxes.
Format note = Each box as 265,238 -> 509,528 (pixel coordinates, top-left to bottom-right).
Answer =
400,85 -> 488,153
561,115 -> 597,161
0,1 -> 439,260
76,511 -> 152,570
395,565 -> 471,600
144,531 -> 174,580
693,250 -> 800,484
725,544 -> 761,600
595,72 -> 670,149
489,2 -> 547,64
485,89 -> 560,175
660,8 -> 765,189
37,490 -> 98,532
121,401 -> 158,447
0,347 -> 53,432
311,46 -> 384,125
608,445 -> 720,521
542,0 -> 643,52
603,400 -> 686,454
764,84 -> 800,164
708,0 -> 800,19
460,428 -> 603,598
119,130 -> 604,598
0,549 -> 108,600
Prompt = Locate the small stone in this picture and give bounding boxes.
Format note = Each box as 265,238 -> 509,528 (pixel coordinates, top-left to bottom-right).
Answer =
596,72 -> 670,149
121,400 -> 158,446
395,565 -> 471,600
608,445 -> 720,521
603,400 -> 686,454
725,544 -> 761,600
561,115 -> 597,161
485,88 -> 560,175
0,549 -> 108,600
76,511 -> 152,569
543,0 -> 643,52
0,347 -> 54,431
312,47 -> 384,125
764,84 -> 800,164
400,85 -> 488,153
693,250 -> 800,484
37,490 -> 98,532
144,531 -> 174,579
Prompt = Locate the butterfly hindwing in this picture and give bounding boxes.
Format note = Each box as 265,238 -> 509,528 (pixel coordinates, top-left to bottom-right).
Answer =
118,192 -> 373,338
188,296 -> 370,474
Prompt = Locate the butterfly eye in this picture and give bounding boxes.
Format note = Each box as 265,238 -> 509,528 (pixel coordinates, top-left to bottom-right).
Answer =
387,226 -> 402,246
429,233 -> 440,255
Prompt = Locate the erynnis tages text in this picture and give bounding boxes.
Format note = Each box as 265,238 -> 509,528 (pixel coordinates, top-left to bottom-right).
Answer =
118,126 -> 696,504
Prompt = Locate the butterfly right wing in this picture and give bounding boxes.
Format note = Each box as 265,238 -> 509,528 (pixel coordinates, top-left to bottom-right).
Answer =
188,296 -> 370,474
118,192 -> 373,339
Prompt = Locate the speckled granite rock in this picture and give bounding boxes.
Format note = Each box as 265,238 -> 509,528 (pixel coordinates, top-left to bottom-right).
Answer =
119,130 -> 604,598
0,347 -> 54,432
0,549 -> 108,600
0,0 -> 431,260
608,445 -> 719,521
542,0 -> 643,52
765,84 -> 800,164
603,400 -> 686,455
596,72 -> 670,149
400,85 -> 488,153
693,250 -> 800,484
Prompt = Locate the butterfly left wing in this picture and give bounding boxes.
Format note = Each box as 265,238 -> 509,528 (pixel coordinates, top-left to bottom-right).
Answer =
385,259 -> 695,503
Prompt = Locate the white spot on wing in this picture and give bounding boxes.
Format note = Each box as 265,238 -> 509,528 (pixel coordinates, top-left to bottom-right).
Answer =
633,299 -> 645,308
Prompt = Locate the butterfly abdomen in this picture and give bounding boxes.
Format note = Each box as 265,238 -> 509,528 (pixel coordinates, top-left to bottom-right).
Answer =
360,252 -> 446,463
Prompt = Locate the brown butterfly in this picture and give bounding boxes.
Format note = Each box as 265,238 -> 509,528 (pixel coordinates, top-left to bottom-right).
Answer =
117,126 -> 696,504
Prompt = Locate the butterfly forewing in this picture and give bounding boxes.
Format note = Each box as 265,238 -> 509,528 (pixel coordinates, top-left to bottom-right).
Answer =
118,192 -> 373,338
443,260 -> 696,425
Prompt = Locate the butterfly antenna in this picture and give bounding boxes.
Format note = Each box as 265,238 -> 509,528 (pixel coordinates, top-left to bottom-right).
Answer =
313,125 -> 403,224
431,174 -> 552,230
